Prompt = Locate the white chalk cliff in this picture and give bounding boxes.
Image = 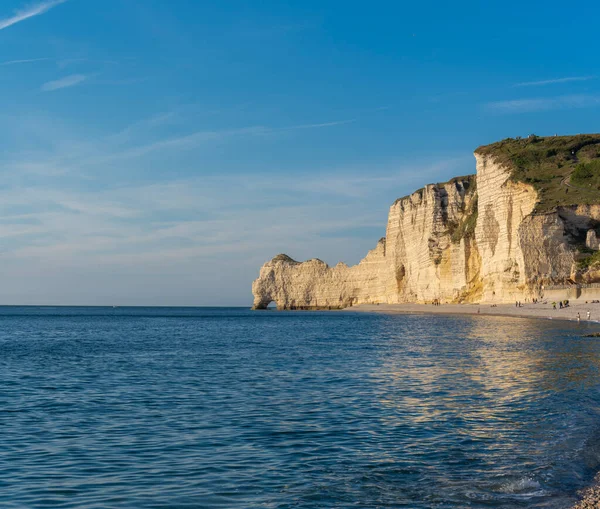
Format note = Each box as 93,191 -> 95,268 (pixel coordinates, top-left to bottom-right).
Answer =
252,147 -> 600,309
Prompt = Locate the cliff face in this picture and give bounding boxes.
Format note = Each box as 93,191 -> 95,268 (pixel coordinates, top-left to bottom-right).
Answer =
252,177 -> 481,309
384,176 -> 481,303
253,140 -> 600,309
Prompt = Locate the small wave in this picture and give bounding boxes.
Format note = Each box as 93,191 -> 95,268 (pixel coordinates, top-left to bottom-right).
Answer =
499,477 -> 546,498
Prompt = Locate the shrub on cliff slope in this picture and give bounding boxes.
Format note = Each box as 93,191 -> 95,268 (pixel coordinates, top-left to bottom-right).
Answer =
572,160 -> 600,188
578,250 -> 600,270
476,134 -> 600,212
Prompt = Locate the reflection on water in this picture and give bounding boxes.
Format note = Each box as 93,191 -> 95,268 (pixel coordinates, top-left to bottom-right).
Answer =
373,315 -> 600,507
0,307 -> 600,508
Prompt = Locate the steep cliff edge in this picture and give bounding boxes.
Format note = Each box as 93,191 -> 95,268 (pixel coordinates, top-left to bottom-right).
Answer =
253,135 -> 600,309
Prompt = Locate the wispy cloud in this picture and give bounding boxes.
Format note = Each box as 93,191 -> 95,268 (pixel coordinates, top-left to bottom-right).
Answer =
97,119 -> 356,162
0,111 -> 364,181
0,0 -> 69,31
41,74 -> 87,92
0,57 -> 50,66
485,94 -> 600,114
514,76 -> 593,87
106,126 -> 269,161
284,119 -> 356,130
57,58 -> 120,69
0,109 -> 469,304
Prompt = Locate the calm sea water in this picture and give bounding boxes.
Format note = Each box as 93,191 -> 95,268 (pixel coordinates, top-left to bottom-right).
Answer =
2,307 -> 600,508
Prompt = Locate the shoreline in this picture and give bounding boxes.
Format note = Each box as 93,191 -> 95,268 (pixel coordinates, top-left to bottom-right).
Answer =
572,473 -> 600,508
350,301 -> 600,508
347,301 -> 600,326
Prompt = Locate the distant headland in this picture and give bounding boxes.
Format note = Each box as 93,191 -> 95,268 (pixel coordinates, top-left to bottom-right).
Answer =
253,134 -> 600,310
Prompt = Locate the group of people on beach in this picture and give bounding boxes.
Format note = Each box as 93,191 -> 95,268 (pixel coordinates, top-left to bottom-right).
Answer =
553,300 -> 570,309
516,298 -> 540,307
548,300 -> 592,321
507,298 -> 595,322
575,311 -> 592,321
431,299 -> 441,306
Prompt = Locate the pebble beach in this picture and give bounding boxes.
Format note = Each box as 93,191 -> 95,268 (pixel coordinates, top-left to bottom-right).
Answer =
351,301 -> 600,325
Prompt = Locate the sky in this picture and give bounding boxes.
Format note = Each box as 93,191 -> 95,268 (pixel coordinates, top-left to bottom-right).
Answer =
0,0 -> 599,306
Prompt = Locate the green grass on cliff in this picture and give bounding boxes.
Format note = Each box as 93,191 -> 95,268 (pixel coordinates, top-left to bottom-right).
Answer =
475,134 -> 600,212
578,250 -> 600,270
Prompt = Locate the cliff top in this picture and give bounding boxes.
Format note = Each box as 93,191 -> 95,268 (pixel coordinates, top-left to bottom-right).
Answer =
271,254 -> 299,263
270,254 -> 328,266
476,134 -> 600,212
392,174 -> 476,206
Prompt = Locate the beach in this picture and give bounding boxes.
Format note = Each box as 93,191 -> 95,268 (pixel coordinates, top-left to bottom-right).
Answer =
572,475 -> 600,509
350,301 -> 600,325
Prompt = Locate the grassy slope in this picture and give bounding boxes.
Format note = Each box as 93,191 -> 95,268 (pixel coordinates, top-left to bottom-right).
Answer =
475,134 -> 600,212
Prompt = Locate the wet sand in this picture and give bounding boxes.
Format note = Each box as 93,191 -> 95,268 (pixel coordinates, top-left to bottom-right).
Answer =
350,301 -> 600,324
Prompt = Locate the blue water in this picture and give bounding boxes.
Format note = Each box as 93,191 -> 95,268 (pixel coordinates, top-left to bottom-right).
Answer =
2,307 -> 600,508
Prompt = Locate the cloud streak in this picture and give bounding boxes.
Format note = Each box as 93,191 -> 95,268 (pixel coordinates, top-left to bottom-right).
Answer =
485,94 -> 600,114
0,0 -> 68,31
284,119 -> 356,130
96,119 -> 356,162
0,57 -> 50,66
41,74 -> 87,91
514,76 -> 594,87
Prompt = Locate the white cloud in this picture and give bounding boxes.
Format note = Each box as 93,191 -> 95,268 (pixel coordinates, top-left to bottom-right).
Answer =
0,109 -> 471,304
0,155 -> 467,267
41,74 -> 87,91
485,94 -> 600,114
0,177 -> 386,267
0,57 -> 50,66
514,76 -> 594,87
0,0 -> 68,31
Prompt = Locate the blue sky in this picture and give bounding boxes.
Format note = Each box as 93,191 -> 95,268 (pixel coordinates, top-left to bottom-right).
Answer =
0,0 -> 599,305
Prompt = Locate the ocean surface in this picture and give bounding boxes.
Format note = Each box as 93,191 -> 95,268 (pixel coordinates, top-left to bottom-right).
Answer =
2,307 -> 600,508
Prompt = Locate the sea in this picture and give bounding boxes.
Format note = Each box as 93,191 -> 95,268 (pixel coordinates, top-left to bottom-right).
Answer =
2,306 -> 600,508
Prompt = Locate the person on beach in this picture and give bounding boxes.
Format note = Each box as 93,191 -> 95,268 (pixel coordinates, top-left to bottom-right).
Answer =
587,311 -> 591,320
553,302 -> 556,310
577,312 -> 581,322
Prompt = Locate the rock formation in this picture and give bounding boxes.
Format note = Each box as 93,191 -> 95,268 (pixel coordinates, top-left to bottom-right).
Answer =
587,230 -> 599,251
252,135 -> 600,309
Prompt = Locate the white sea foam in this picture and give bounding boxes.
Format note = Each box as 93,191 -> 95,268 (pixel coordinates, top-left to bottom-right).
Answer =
499,477 -> 546,497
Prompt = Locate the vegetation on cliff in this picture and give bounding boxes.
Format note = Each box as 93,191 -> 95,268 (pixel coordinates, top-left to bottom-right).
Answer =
476,134 -> 600,212
449,195 -> 478,244
577,249 -> 600,270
